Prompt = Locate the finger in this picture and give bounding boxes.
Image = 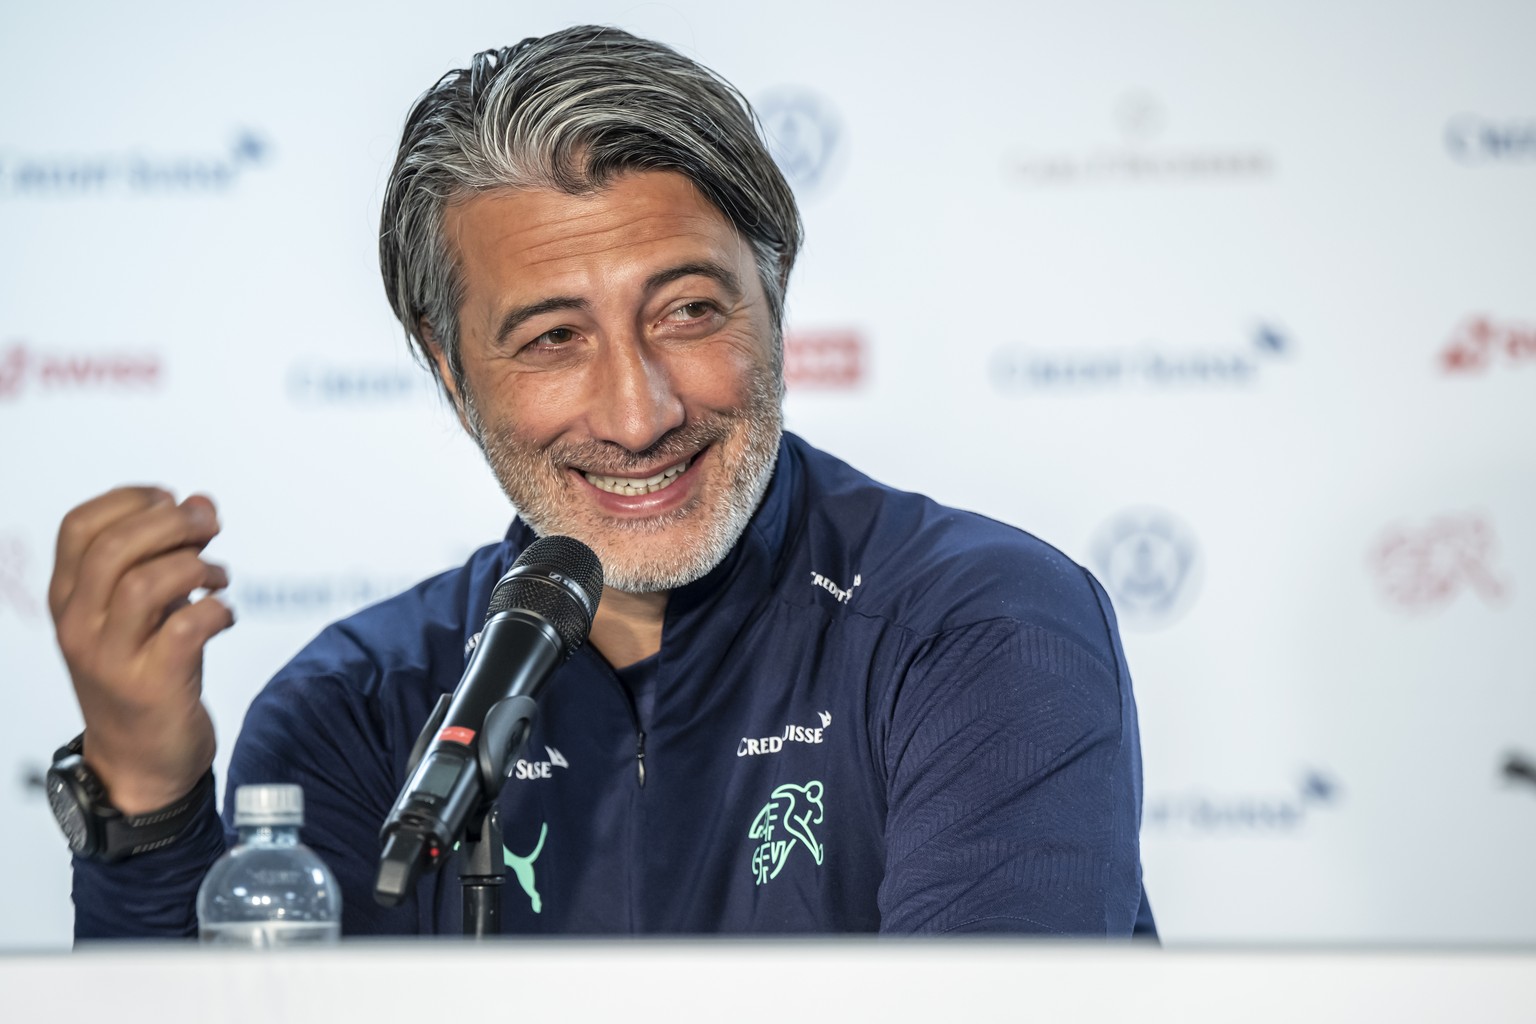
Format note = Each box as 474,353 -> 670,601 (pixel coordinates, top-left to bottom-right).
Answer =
51,486 -> 173,618
146,593 -> 237,687
66,497 -> 221,625
102,551 -> 229,651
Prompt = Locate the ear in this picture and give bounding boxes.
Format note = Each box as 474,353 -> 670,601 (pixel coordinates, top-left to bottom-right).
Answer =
420,320 -> 476,437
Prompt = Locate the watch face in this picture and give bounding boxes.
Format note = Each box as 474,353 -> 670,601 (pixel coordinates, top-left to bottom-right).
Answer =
46,772 -> 90,854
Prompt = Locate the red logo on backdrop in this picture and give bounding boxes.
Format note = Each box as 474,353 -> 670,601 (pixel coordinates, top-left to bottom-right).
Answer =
0,342 -> 161,400
1439,316 -> 1536,373
1368,514 -> 1509,611
784,331 -> 865,389
0,535 -> 41,618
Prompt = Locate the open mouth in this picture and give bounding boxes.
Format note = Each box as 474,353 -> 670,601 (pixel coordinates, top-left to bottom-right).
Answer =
581,455 -> 693,497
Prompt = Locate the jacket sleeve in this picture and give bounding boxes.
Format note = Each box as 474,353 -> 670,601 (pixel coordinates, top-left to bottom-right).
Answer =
71,668 -> 423,940
225,671 -> 426,936
71,784 -> 226,941
876,571 -> 1152,935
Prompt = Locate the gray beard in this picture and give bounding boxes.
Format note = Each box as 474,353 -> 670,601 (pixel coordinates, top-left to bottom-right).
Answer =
465,367 -> 783,594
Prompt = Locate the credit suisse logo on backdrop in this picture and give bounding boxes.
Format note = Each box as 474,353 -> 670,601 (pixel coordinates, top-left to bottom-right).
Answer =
1145,770 -> 1341,834
1010,92 -> 1274,186
1368,513 -> 1509,612
0,131 -> 270,197
0,341 -> 161,401
992,323 -> 1290,392
1438,315 -> 1536,373
1444,114 -> 1536,163
1091,508 -> 1202,630
756,89 -> 842,197
235,573 -> 421,618
286,362 -> 435,405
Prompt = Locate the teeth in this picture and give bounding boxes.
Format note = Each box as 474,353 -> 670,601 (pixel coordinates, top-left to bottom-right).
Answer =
583,458 -> 690,496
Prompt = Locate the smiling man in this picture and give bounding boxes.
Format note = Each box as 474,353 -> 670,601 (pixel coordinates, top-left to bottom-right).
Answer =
50,26 -> 1154,938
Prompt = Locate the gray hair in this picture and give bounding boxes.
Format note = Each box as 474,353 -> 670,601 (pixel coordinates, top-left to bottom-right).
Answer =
379,26 -> 803,398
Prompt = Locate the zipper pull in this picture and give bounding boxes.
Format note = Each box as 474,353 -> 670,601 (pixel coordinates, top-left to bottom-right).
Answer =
636,730 -> 647,788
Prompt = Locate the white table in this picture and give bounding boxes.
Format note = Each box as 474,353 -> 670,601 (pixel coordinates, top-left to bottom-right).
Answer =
4,940 -> 1533,1022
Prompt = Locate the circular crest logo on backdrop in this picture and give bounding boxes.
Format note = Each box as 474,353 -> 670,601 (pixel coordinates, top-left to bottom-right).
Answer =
756,89 -> 843,196
1091,507 -> 1202,629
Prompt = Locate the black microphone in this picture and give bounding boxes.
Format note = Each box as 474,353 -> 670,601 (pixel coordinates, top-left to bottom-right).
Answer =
373,535 -> 603,907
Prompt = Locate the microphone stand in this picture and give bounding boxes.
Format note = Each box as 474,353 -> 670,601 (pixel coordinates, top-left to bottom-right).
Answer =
459,804 -> 505,938
387,690 -> 542,937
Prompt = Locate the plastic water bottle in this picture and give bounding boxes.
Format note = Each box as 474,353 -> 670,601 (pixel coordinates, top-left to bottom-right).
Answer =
197,783 -> 341,946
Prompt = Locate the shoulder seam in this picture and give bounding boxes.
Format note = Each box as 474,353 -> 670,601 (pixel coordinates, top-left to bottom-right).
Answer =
1078,564 -> 1127,716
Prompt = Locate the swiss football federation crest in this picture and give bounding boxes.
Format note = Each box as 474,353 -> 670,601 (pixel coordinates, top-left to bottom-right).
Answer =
1092,507 -> 1202,628
756,90 -> 842,195
749,781 -> 825,885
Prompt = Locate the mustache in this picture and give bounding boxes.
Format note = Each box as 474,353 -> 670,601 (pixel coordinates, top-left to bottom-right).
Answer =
546,416 -> 737,475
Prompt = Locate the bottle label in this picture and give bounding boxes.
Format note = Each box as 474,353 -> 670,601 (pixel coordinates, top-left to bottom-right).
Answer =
200,920 -> 340,946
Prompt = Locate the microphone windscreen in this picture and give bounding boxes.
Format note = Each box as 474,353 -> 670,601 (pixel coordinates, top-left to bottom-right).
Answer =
486,536 -> 604,651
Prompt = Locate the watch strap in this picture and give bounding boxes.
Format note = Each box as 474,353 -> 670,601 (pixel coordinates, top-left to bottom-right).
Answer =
53,733 -> 216,862
102,768 -> 216,859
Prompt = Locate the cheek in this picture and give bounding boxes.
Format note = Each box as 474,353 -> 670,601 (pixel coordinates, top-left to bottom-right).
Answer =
687,355 -> 748,401
671,333 -> 772,408
469,364 -> 585,442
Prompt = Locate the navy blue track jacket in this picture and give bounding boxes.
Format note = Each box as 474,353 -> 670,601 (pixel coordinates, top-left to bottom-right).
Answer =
73,433 -> 1154,937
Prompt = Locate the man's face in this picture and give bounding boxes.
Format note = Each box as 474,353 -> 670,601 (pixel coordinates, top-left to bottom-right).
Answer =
436,171 -> 783,593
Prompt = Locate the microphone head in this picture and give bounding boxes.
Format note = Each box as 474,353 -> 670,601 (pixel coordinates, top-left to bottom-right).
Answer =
487,536 -> 604,652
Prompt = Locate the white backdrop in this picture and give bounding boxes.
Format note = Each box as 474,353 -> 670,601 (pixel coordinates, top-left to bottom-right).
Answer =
2,0 -> 1533,950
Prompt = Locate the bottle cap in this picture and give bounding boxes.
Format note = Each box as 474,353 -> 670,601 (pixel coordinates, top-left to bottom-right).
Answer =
233,784 -> 305,827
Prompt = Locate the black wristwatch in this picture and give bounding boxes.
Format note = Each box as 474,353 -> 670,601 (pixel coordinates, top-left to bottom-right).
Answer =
45,733 -> 215,863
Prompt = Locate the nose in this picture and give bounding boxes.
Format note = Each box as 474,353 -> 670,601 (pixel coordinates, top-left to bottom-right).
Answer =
585,335 -> 686,453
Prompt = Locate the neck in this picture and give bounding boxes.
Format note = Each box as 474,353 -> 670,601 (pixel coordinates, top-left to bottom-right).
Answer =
589,587 -> 668,669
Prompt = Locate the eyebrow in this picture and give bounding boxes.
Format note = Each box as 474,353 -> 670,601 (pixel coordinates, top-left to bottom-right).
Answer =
492,260 -> 745,346
644,260 -> 744,299
494,295 -> 590,347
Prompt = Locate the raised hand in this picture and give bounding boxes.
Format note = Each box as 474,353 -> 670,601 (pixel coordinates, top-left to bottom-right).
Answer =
49,487 -> 235,814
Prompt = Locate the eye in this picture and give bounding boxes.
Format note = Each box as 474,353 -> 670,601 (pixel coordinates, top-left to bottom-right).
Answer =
666,301 -> 716,322
526,326 -> 576,350
514,326 -> 583,363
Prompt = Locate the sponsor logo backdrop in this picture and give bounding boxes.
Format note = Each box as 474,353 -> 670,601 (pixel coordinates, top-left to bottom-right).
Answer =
2,0 -> 1533,949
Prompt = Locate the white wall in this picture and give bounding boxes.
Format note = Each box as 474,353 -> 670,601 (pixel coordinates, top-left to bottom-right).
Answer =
2,0 -> 1533,949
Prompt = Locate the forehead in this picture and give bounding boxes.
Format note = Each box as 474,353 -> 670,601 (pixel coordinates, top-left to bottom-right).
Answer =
443,171 -> 752,297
